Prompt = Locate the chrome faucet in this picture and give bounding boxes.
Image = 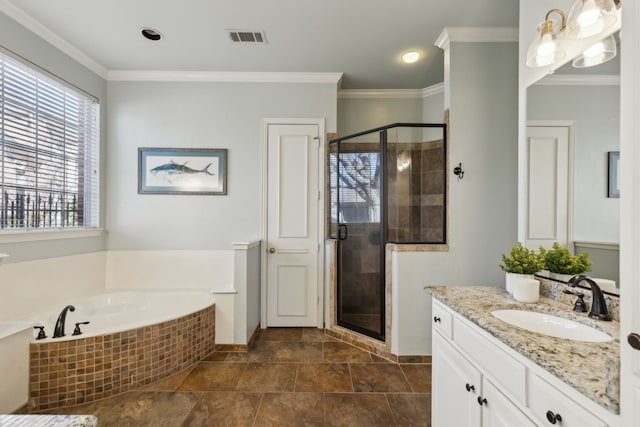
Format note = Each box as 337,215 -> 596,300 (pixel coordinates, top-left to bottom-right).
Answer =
568,275 -> 611,321
53,305 -> 75,338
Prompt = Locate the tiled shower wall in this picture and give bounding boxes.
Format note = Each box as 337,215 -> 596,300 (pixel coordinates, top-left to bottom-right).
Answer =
387,139 -> 446,243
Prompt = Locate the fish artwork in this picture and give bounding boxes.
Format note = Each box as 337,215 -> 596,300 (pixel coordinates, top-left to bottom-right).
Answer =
149,160 -> 215,183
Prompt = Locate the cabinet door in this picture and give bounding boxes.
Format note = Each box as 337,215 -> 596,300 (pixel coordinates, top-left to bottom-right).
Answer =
481,378 -> 536,427
529,374 -> 606,427
433,332 -> 482,427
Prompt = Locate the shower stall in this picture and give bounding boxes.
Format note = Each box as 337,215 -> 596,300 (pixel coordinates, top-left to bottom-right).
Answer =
329,123 -> 447,341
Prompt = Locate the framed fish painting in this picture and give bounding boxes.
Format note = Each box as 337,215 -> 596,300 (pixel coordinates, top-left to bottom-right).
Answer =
138,148 -> 227,195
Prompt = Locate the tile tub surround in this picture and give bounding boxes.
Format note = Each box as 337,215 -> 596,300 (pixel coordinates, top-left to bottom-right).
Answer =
425,285 -> 620,414
28,304 -> 215,411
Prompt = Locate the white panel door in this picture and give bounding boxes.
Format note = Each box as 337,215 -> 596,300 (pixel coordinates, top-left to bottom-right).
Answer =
620,2 -> 640,425
526,125 -> 571,249
267,123 -> 320,326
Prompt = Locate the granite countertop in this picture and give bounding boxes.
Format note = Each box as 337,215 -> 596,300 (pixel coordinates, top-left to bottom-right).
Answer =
425,285 -> 620,414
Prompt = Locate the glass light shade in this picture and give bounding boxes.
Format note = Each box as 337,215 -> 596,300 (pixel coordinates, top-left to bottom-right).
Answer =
566,0 -> 617,40
526,26 -> 566,68
572,34 -> 617,67
402,51 -> 420,64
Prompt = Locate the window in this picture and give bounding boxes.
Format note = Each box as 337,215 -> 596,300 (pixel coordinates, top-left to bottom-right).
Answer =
0,50 -> 99,231
329,151 -> 380,223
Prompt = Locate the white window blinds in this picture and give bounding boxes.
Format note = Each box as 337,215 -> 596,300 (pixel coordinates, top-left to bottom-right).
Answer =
329,152 -> 380,223
0,50 -> 99,230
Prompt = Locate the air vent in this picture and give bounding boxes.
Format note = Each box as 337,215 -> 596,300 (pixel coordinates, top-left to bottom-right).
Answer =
227,30 -> 267,44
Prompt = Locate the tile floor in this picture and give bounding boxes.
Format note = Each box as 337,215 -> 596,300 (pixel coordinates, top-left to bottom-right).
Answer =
38,328 -> 432,426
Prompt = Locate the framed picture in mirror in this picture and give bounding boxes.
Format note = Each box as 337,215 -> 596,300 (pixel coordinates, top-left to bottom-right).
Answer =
608,151 -> 620,198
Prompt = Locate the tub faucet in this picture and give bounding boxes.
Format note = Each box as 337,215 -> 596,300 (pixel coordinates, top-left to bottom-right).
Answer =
53,305 -> 75,338
568,275 -> 611,321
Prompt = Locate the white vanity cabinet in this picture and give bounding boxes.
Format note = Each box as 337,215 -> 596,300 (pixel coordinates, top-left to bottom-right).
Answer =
433,331 -> 535,426
432,299 -> 613,427
432,331 -> 482,426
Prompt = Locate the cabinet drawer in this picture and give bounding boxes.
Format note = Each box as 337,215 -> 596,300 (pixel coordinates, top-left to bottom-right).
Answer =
432,300 -> 453,340
454,317 -> 526,405
529,374 -> 607,427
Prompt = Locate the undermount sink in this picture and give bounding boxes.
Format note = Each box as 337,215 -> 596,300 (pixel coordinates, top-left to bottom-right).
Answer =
491,309 -> 613,342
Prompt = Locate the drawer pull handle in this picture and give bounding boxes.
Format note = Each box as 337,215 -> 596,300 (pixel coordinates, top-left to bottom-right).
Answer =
546,410 -> 562,424
433,316 -> 441,323
465,383 -> 475,392
477,396 -> 487,406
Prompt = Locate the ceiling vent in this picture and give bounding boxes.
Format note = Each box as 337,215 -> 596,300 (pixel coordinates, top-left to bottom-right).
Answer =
227,30 -> 267,44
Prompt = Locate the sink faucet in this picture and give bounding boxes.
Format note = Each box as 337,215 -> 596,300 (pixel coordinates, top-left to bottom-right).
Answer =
53,305 -> 75,338
568,275 -> 611,321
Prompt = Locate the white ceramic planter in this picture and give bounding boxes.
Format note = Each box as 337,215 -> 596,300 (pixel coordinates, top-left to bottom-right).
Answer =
505,272 -> 534,295
512,277 -> 540,303
538,270 -> 575,283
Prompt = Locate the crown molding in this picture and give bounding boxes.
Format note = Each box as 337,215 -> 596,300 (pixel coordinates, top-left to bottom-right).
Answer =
338,88 -> 423,99
535,74 -> 620,86
422,82 -> 445,97
435,27 -> 519,50
338,82 -> 444,99
0,0 -> 108,78
107,70 -> 344,84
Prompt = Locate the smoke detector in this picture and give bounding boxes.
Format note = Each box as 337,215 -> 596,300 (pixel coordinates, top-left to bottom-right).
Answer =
227,30 -> 268,44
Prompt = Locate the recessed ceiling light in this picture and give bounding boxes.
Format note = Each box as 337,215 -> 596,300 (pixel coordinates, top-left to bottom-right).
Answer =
141,28 -> 162,41
402,51 -> 420,64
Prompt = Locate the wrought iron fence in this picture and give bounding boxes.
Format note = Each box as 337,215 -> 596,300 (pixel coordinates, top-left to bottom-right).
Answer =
0,190 -> 81,229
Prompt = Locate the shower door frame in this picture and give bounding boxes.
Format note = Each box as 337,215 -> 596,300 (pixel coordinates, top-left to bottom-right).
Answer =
332,130 -> 387,341
330,122 -> 448,342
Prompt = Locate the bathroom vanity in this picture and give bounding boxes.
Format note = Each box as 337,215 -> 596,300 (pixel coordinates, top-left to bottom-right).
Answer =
427,286 -> 620,427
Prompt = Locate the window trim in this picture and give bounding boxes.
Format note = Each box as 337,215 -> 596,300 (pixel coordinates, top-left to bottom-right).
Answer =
0,227 -> 103,243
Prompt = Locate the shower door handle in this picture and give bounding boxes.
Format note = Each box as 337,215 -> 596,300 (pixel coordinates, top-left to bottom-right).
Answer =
338,224 -> 348,240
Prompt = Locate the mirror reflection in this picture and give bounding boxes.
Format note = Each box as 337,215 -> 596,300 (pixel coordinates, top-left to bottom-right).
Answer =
526,32 -> 620,295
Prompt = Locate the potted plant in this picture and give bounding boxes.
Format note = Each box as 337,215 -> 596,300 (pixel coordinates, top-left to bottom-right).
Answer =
539,242 -> 592,282
499,242 -> 545,294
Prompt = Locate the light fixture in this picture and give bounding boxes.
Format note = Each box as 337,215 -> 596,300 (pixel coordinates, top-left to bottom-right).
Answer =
402,51 -> 420,64
526,9 -> 567,68
572,33 -> 617,67
565,0 -> 617,39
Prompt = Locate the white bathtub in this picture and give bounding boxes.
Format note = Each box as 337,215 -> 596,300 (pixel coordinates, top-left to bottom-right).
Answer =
34,289 -> 215,342
29,290 -> 216,411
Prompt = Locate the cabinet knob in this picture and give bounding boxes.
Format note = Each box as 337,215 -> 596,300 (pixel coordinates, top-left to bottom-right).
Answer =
628,333 -> 640,350
268,247 -> 276,254
465,383 -> 475,392
477,396 -> 487,406
433,316 -> 441,323
546,410 -> 562,424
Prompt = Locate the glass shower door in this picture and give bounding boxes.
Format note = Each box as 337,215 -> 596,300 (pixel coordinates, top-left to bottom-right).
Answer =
331,133 -> 385,340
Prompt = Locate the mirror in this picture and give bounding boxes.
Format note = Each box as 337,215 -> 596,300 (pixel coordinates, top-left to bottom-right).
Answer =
525,32 -> 620,295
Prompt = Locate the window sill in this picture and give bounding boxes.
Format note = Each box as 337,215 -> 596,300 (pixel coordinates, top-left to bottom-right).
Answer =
0,228 -> 104,244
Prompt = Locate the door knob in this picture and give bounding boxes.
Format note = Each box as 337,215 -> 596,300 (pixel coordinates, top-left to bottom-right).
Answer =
269,248 -> 276,254
628,333 -> 640,350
